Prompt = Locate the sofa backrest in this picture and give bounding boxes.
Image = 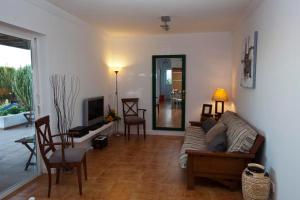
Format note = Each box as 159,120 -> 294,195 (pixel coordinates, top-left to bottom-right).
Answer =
219,111 -> 258,153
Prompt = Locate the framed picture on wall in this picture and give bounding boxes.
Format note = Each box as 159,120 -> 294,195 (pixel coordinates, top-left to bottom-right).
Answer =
240,31 -> 258,89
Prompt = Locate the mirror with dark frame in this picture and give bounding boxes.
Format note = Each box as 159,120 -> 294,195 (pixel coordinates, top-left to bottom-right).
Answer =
152,55 -> 186,131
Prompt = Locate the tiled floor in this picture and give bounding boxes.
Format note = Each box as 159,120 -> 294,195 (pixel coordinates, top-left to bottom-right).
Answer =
6,135 -> 242,200
0,126 -> 37,194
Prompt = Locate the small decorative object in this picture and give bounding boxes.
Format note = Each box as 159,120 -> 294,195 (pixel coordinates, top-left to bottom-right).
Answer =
202,104 -> 212,115
242,163 -> 271,200
241,31 -> 258,89
92,135 -> 108,149
160,16 -> 171,31
200,104 -> 213,122
105,104 -> 121,122
212,88 -> 228,115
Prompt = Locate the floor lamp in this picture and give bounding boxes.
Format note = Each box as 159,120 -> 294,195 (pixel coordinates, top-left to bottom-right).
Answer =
114,70 -> 120,136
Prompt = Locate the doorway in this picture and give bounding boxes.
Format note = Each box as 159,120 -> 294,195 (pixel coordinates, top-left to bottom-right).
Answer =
0,33 -> 38,196
152,55 -> 186,131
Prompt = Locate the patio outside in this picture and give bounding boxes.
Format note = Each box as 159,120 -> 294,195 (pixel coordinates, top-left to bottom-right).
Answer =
0,40 -> 37,195
0,126 -> 36,192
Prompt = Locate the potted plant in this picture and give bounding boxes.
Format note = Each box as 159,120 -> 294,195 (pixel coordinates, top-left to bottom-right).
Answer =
105,105 -> 121,122
0,103 -> 29,129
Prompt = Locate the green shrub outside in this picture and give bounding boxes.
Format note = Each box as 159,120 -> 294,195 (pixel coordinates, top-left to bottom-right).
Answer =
12,65 -> 33,111
0,65 -> 33,116
0,67 -> 16,102
0,105 -> 26,116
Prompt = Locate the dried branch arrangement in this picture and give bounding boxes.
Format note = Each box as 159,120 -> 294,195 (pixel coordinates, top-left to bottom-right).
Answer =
50,74 -> 80,135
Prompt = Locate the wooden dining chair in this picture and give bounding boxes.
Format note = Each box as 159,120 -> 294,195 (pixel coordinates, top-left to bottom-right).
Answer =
121,98 -> 146,140
35,116 -> 87,197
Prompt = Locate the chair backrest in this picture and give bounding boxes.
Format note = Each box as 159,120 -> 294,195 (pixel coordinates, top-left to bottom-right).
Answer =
35,116 -> 56,166
122,98 -> 139,118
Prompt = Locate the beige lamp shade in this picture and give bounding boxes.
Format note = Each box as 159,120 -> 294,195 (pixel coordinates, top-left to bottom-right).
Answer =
212,88 -> 229,102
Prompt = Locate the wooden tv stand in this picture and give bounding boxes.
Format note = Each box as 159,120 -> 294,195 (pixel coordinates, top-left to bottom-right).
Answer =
73,121 -> 114,150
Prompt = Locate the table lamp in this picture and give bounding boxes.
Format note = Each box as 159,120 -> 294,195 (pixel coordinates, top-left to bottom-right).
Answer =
212,88 -> 228,115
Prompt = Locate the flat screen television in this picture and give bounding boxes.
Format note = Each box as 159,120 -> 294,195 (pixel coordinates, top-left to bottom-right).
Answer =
83,96 -> 104,126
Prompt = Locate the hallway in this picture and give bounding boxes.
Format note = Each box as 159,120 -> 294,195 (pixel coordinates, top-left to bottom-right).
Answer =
156,101 -> 182,128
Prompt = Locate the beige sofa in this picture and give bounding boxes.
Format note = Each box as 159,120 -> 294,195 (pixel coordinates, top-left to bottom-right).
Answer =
179,111 -> 265,188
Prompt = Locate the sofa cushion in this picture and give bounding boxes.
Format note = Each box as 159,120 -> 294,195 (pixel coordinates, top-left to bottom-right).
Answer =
207,131 -> 227,152
206,122 -> 227,143
220,111 -> 257,153
201,118 -> 217,133
179,126 -> 207,168
219,111 -> 237,125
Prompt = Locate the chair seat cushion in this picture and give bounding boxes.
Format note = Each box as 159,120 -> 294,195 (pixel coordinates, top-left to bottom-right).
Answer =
49,148 -> 86,164
125,116 -> 145,124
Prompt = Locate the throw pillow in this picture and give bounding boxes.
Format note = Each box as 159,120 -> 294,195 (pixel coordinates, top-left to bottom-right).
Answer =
206,122 -> 227,143
207,131 -> 227,152
201,118 -> 217,133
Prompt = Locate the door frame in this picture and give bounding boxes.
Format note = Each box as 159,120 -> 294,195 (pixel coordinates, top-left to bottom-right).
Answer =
0,26 -> 42,199
152,54 -> 186,131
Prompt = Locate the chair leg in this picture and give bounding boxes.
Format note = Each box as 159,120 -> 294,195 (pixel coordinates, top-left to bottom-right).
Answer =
77,165 -> 82,195
128,125 -> 130,140
137,124 -> 139,136
56,168 -> 60,184
83,155 -> 88,181
47,168 -> 52,198
143,122 -> 146,139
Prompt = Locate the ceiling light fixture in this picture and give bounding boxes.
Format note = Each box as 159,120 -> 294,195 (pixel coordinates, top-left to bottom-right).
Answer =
160,16 -> 171,31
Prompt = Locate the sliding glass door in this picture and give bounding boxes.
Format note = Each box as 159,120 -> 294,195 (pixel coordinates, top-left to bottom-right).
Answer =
0,32 -> 39,198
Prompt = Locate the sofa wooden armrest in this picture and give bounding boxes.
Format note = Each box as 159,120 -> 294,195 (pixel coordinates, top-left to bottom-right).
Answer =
186,134 -> 265,190
189,121 -> 202,127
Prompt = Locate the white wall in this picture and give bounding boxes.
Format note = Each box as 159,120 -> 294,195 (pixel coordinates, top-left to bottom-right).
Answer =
0,0 -> 111,129
109,32 -> 233,134
232,0 -> 300,199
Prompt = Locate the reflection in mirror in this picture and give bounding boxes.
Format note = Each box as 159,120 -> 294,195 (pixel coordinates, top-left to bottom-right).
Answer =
153,55 -> 185,130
